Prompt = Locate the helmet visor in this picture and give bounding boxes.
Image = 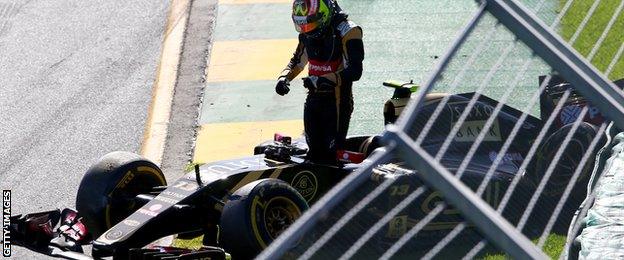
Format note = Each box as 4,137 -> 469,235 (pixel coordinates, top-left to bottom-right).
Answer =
292,14 -> 322,33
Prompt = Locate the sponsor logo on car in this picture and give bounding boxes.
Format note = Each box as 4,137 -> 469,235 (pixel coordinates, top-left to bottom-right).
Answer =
186,159 -> 267,184
122,219 -> 140,227
449,102 -> 494,122
387,215 -> 408,239
163,191 -> 186,199
488,151 -> 523,164
560,105 -> 582,125
138,203 -> 164,217
104,229 -> 124,240
291,171 -> 318,202
559,104 -> 604,126
454,120 -> 502,142
204,160 -> 259,174
172,181 -> 199,192
448,103 -> 502,142
154,195 -> 179,205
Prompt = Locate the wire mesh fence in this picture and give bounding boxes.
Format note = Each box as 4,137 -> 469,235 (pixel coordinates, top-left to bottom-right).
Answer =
259,0 -> 624,259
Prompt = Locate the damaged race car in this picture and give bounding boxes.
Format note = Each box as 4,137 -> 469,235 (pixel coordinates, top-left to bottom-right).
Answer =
8,78 -> 613,259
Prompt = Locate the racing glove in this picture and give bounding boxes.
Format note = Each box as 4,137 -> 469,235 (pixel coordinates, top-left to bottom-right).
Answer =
275,76 -> 290,96
303,75 -> 336,93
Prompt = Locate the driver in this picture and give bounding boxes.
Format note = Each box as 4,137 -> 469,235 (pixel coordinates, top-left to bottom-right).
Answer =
275,0 -> 364,164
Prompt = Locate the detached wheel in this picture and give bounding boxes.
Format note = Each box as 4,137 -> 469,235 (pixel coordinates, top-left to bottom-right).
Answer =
75,151 -> 166,238
220,179 -> 308,259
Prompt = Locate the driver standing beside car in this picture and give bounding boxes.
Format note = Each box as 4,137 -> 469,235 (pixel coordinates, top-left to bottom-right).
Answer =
275,0 -> 364,164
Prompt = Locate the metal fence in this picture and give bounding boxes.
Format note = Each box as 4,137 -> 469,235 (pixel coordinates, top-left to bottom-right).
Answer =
260,0 -> 624,259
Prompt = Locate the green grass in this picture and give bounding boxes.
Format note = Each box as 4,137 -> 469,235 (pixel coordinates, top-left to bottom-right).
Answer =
184,162 -> 204,173
540,234 -> 567,259
559,0 -> 624,80
483,234 -> 566,259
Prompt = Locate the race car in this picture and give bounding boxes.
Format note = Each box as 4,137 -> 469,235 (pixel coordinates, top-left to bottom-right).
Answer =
7,78 -> 610,259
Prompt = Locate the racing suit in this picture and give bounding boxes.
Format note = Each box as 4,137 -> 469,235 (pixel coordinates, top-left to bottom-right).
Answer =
280,14 -> 364,164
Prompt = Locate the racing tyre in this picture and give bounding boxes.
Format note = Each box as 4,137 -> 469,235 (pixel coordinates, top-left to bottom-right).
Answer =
75,151 -> 166,238
526,122 -> 600,234
220,179 -> 308,259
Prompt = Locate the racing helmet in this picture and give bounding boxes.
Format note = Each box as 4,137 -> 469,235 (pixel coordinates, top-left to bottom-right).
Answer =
292,0 -> 335,36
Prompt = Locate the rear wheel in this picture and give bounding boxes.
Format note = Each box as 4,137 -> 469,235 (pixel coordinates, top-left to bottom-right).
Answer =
526,122 -> 600,234
531,123 -> 598,198
220,179 -> 308,259
75,151 -> 166,238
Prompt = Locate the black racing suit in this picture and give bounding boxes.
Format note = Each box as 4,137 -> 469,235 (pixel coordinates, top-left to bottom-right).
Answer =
280,15 -> 364,164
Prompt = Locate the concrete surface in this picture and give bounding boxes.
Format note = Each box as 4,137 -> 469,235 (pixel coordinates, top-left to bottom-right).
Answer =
161,0 -> 219,180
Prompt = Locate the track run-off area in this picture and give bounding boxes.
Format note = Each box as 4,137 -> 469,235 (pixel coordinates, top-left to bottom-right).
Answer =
193,0 -> 515,164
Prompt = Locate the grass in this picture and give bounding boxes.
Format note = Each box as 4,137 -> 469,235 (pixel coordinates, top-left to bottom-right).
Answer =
559,0 -> 624,80
184,162 -> 204,173
540,234 -> 567,259
483,234 -> 566,259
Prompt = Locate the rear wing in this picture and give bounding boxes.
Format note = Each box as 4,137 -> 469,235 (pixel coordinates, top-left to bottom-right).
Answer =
383,80 -> 420,93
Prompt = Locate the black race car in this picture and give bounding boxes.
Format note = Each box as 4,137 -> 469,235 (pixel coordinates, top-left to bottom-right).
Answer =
7,78 -> 606,259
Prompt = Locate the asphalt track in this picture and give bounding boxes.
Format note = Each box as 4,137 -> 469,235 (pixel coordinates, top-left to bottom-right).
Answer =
0,0 -> 168,258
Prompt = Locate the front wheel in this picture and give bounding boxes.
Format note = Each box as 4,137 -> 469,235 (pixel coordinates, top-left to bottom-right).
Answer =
220,179 -> 308,259
75,151 -> 167,238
